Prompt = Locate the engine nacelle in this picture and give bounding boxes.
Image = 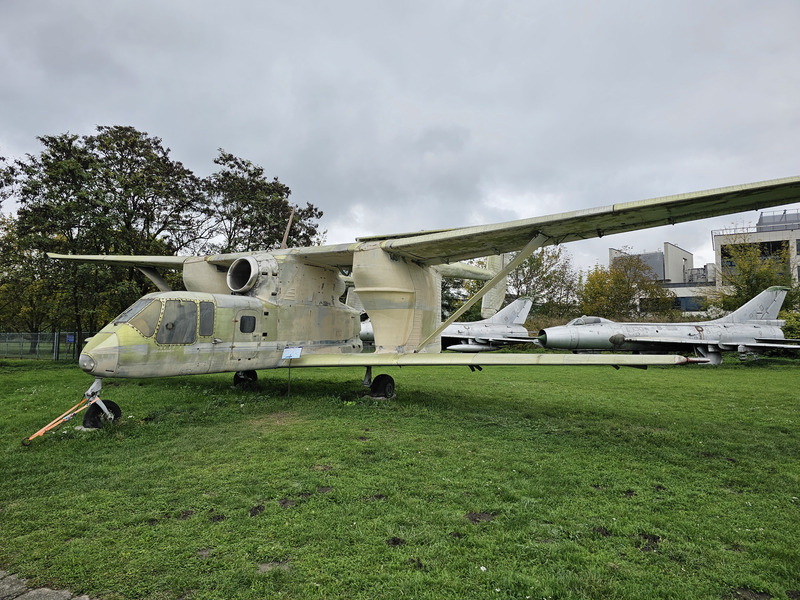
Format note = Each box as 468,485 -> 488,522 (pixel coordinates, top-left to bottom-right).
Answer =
227,256 -> 260,293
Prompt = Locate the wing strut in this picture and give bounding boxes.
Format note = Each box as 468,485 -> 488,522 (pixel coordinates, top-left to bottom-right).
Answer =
414,233 -> 548,352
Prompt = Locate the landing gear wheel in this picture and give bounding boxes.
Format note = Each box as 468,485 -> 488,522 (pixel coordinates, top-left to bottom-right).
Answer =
370,374 -> 395,398
234,370 -> 258,387
82,400 -> 121,429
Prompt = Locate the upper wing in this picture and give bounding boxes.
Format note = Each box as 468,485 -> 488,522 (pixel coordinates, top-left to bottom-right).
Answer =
46,254 -> 190,268
279,352 -> 696,369
50,176 -> 800,269
376,176 -> 800,264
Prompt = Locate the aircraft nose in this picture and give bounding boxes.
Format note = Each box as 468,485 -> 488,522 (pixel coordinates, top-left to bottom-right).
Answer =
78,353 -> 97,374
79,333 -> 119,375
536,330 -> 548,347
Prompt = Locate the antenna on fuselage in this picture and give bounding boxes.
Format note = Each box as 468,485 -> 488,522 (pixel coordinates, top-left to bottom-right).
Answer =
280,208 -> 296,249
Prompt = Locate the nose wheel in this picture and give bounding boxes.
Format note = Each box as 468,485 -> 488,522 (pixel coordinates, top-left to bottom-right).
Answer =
82,399 -> 121,428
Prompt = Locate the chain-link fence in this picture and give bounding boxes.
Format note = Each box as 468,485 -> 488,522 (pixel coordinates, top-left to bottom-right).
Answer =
0,332 -> 95,361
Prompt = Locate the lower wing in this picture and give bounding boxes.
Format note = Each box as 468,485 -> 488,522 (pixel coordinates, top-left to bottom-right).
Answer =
280,352 -> 696,369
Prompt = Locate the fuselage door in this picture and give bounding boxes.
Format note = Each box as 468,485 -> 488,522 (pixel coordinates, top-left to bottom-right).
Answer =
231,309 -> 260,362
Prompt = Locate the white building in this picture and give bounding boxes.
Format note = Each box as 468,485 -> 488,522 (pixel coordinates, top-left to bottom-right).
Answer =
712,209 -> 800,284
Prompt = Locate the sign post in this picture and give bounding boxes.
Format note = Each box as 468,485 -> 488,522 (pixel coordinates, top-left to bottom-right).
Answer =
282,347 -> 302,397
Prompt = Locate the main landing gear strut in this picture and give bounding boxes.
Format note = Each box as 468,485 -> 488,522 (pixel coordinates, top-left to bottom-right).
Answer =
22,378 -> 121,445
362,366 -> 396,399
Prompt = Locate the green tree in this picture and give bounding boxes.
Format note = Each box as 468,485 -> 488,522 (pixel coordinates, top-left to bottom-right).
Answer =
6,127 -> 209,335
578,252 -> 676,320
84,125 -> 209,255
507,246 -> 580,320
205,150 -> 323,252
709,240 -> 798,311
0,215 -> 59,334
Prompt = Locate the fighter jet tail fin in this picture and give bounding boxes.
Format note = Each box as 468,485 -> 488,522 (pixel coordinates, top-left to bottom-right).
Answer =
484,298 -> 533,326
716,286 -> 789,323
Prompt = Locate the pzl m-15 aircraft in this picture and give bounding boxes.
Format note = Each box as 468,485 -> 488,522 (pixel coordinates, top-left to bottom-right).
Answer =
536,286 -> 800,364
41,176 -> 800,432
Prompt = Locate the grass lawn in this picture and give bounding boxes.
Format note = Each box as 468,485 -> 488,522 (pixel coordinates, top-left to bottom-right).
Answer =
1,357 -> 799,599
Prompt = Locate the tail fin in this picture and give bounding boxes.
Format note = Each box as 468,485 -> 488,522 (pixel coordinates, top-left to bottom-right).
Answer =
480,254 -> 512,318
484,298 -> 533,325
715,286 -> 789,323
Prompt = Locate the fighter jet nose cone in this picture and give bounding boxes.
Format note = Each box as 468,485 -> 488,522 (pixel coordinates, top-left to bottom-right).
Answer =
78,353 -> 97,374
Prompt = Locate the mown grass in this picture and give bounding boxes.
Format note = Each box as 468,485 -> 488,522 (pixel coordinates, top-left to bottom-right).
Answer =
1,357 -> 799,599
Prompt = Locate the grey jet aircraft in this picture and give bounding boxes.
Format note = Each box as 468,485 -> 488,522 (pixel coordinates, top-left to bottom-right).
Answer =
536,286 -> 800,364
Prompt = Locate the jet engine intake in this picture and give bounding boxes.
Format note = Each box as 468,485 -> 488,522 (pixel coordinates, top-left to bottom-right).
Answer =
227,256 -> 259,293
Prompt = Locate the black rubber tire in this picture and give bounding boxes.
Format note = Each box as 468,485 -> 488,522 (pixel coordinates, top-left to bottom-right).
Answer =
82,399 -> 122,429
233,370 -> 258,387
370,374 -> 396,398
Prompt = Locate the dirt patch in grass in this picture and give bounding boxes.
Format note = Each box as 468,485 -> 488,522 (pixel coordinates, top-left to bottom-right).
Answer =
258,559 -> 290,573
278,498 -> 295,508
727,589 -> 772,600
209,510 -> 226,522
386,536 -> 406,546
593,526 -> 612,537
249,504 -> 264,517
248,411 -> 302,427
465,512 -> 494,524
638,533 -> 661,552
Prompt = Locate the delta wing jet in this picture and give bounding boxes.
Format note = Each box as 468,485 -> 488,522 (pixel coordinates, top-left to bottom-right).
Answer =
537,286 -> 800,364
45,176 -> 800,426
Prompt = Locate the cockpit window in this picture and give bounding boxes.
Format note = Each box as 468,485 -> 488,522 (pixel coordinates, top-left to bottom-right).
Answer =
129,300 -> 162,338
567,316 -> 609,326
156,300 -> 198,345
114,298 -> 154,326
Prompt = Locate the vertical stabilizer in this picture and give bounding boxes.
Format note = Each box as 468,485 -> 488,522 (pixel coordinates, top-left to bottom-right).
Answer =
480,254 -> 512,318
485,298 -> 533,325
715,286 -> 789,323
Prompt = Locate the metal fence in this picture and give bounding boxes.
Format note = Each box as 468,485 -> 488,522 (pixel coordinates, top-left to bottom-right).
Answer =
0,332 -> 95,361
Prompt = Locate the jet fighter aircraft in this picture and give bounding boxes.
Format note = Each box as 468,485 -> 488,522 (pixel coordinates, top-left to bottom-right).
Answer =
48,176 -> 800,422
537,286 -> 800,364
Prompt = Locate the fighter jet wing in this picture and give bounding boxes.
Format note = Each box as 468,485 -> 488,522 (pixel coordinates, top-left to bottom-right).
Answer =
623,336 -> 800,351
465,335 -> 539,345
278,352 -> 696,369
621,336 -> 718,346
731,342 -> 800,350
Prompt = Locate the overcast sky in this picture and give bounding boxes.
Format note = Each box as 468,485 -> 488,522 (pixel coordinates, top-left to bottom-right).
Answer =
2,0 -> 799,272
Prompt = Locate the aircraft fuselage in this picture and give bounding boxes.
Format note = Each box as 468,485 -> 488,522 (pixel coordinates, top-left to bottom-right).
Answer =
538,319 -> 786,352
80,253 -> 364,379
